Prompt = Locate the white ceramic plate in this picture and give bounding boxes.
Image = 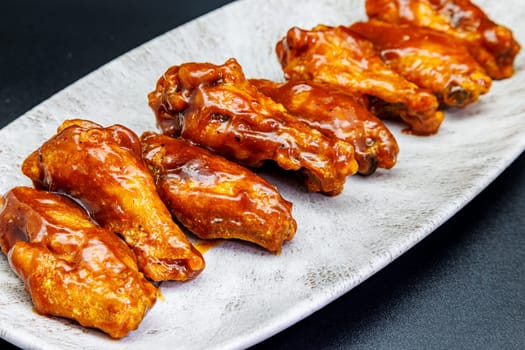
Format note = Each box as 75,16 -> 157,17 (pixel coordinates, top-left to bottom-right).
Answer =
1,0 -> 524,349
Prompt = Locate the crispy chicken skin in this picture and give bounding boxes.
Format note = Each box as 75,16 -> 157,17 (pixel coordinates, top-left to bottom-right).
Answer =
250,79 -> 399,175
0,187 -> 157,339
148,58 -> 358,196
21,119 -> 205,282
141,132 -> 297,253
365,0 -> 521,79
349,20 -> 492,108
276,25 -> 445,135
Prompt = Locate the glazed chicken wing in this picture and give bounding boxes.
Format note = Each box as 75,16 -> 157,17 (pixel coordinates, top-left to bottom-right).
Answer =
21,119 -> 205,282
350,20 -> 492,108
365,0 -> 521,79
0,187 -> 157,339
148,58 -> 358,196
250,79 -> 399,175
141,132 -> 297,253
276,25 -> 445,135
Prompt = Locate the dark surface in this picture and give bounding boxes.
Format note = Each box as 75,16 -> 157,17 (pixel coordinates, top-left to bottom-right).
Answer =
1,1 -> 523,349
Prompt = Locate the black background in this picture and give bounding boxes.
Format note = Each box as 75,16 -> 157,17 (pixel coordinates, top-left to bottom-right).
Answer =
1,1 -> 524,349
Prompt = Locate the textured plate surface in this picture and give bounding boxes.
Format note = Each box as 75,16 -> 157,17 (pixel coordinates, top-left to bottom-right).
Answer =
0,0 -> 524,349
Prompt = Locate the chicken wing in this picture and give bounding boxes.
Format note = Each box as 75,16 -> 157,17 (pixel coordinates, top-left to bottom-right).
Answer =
148,58 -> 358,196
21,119 -> 205,282
276,25 -> 445,135
349,20 -> 492,108
0,187 -> 157,338
141,132 -> 297,253
365,0 -> 521,79
250,79 -> 399,175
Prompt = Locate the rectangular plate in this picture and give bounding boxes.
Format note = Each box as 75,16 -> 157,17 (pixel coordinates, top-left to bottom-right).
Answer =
0,0 -> 524,349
